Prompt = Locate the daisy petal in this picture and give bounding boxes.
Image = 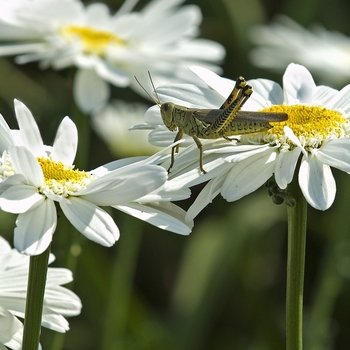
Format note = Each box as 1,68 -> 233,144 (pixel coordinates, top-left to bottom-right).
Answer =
284,126 -> 307,157
189,65 -> 233,97
14,199 -> 57,255
116,202 -> 192,235
41,314 -> 69,333
247,78 -> 284,107
316,138 -> 350,172
0,184 -> 44,214
79,164 -> 167,206
14,99 -> 45,156
222,150 -> 277,201
283,63 -> 316,104
51,117 -> 77,165
73,69 -> 110,114
0,113 -> 16,151
299,157 -> 336,210
9,145 -> 44,186
327,84 -> 350,114
0,306 -> 22,344
275,147 -> 301,189
157,84 -> 223,108
60,197 -> 119,246
186,170 -> 228,222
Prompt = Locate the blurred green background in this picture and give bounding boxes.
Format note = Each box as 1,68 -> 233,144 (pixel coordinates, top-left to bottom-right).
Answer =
2,0 -> 350,349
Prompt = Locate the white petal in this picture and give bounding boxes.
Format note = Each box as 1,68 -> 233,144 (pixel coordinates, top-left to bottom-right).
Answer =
148,127 -> 193,147
0,184 -> 44,214
76,55 -> 130,87
73,69 -> 110,114
14,200 -> 57,255
116,202 -> 192,235
0,113 -> 16,152
157,84 -> 222,108
298,157 -> 336,210
0,173 -> 26,195
9,145 -> 44,186
0,237 -> 11,254
13,99 -> 45,156
51,117 -> 77,165
247,78 -> 284,107
41,314 -> 69,333
42,283 -> 81,315
0,306 -> 22,344
189,66 -> 233,97
59,197 -> 119,246
327,84 -> 350,114
79,164 -> 167,206
283,63 -> 316,104
186,169 -> 228,222
275,148 -> 301,189
284,126 -> 308,157
313,85 -> 339,106
222,150 -> 277,201
316,138 -> 350,172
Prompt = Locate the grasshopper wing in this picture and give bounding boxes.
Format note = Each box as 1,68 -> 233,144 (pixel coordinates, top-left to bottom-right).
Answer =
193,109 -> 288,124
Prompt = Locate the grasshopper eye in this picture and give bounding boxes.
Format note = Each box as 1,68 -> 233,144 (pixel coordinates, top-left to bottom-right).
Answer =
162,103 -> 170,112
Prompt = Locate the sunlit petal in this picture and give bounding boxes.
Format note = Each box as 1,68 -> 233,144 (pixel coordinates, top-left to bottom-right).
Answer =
14,200 -> 57,255
299,157 -> 336,210
60,197 -> 119,246
51,117 -> 78,165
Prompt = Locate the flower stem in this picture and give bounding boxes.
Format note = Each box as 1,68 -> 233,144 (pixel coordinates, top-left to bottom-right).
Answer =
22,245 -> 51,350
286,178 -> 307,350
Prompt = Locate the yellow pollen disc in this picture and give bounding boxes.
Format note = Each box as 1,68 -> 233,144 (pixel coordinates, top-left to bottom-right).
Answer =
261,104 -> 348,144
61,25 -> 125,55
37,157 -> 91,191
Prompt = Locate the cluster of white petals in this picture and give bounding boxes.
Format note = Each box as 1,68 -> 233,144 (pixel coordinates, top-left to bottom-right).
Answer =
0,0 -> 225,113
0,236 -> 81,349
0,99 -> 192,256
135,64 -> 350,216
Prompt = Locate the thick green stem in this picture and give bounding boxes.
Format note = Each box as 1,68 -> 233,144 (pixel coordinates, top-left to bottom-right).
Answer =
22,245 -> 51,350
286,179 -> 307,350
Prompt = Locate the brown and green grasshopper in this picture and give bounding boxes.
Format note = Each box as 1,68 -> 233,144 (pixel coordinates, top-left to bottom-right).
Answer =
136,74 -> 288,173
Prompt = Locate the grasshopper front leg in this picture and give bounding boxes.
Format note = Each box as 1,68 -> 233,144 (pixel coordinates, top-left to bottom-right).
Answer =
168,128 -> 184,173
169,128 -> 206,174
191,135 -> 206,174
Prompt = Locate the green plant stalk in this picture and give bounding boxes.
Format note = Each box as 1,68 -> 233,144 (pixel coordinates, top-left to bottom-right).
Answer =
286,179 -> 307,350
22,244 -> 51,350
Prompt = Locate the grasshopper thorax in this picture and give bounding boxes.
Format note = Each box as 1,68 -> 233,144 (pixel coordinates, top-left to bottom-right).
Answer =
160,102 -> 177,131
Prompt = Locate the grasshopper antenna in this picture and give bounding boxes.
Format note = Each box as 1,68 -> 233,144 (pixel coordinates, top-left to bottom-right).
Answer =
134,72 -> 161,107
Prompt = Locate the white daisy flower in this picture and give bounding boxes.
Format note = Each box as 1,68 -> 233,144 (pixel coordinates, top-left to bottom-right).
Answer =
249,15 -> 350,86
0,236 -> 81,350
0,99 -> 191,256
0,0 -> 225,113
137,64 -> 350,219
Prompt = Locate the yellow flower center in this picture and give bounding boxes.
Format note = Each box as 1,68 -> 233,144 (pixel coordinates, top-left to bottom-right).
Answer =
61,25 -> 125,55
250,104 -> 350,149
37,157 -> 94,196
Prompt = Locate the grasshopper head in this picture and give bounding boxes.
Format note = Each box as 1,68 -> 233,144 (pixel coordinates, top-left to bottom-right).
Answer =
160,102 -> 177,131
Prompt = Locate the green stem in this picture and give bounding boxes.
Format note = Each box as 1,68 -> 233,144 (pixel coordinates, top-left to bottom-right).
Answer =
286,178 -> 307,350
22,245 -> 51,350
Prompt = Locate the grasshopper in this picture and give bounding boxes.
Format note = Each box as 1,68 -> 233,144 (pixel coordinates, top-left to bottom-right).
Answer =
136,73 -> 288,174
